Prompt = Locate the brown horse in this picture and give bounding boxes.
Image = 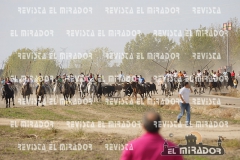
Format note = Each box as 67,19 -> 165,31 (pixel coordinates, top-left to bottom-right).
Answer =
2,84 -> 15,108
36,82 -> 45,106
22,82 -> 31,101
62,81 -> 72,105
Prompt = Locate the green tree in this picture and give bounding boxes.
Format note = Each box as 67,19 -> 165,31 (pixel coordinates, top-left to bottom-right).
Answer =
120,33 -> 176,76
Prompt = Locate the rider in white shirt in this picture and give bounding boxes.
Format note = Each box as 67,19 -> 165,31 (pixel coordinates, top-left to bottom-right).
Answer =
212,72 -> 218,82
197,70 -> 202,77
173,70 -> 178,78
183,71 -> 187,77
23,76 -> 32,85
22,76 -> 33,94
63,73 -> 69,82
69,73 -> 76,83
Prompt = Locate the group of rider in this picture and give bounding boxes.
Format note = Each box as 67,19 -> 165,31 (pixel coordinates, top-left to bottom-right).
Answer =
162,69 -> 238,88
1,69 -> 238,95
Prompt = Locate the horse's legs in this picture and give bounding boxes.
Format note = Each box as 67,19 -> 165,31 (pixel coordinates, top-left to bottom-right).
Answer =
6,98 -> 8,108
12,97 -> 15,106
41,95 -> 44,106
64,95 -> 67,106
37,96 -> 38,106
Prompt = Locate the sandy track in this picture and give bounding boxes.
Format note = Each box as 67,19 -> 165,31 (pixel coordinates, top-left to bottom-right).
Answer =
0,118 -> 239,141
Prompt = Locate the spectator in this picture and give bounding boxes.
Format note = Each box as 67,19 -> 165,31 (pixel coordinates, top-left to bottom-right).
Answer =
177,82 -> 193,126
121,111 -> 183,160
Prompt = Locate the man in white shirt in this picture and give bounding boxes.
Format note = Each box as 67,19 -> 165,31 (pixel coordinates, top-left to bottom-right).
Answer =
177,82 -> 193,126
197,70 -> 202,77
69,73 -> 76,83
173,70 -> 178,78
183,71 -> 187,77
212,72 -> 218,82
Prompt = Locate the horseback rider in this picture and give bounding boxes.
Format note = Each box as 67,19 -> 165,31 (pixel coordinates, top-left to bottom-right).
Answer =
53,75 -> 62,93
69,73 -> 76,83
1,78 -> 5,85
210,70 -> 214,76
222,69 -> 227,77
78,73 -> 85,83
178,71 -> 184,78
22,75 -> 33,94
96,74 -> 103,83
168,70 -> 174,89
5,77 -> 13,85
233,77 -> 238,89
138,75 -> 145,86
203,69 -> 209,76
133,75 -> 139,82
36,73 -> 46,94
69,73 -> 76,91
197,70 -> 202,77
231,70 -> 235,78
183,71 -> 187,77
88,73 -> 94,82
212,71 -> 218,82
173,70 -> 178,78
62,73 -> 69,83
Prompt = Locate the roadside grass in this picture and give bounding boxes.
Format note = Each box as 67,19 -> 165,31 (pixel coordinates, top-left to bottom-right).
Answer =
0,103 -> 240,125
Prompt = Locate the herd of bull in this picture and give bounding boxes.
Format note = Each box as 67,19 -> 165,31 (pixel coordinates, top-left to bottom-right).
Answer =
77,81 -> 158,101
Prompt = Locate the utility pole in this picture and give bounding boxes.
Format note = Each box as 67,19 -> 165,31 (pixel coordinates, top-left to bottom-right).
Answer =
223,22 -> 232,71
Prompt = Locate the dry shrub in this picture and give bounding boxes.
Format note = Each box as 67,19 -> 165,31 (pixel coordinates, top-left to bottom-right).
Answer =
161,103 -> 180,111
220,108 -> 236,118
206,105 -> 220,109
226,89 -> 240,98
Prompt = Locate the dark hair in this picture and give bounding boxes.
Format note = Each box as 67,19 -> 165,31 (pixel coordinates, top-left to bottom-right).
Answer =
143,111 -> 161,133
184,82 -> 189,86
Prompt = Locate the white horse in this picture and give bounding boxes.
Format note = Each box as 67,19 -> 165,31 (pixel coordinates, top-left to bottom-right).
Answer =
87,82 -> 96,102
163,77 -> 172,97
53,82 -> 61,100
79,81 -> 87,98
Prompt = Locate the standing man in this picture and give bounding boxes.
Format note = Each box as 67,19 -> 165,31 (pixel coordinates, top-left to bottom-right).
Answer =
118,71 -> 124,82
121,111 -> 183,160
177,82 -> 193,126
